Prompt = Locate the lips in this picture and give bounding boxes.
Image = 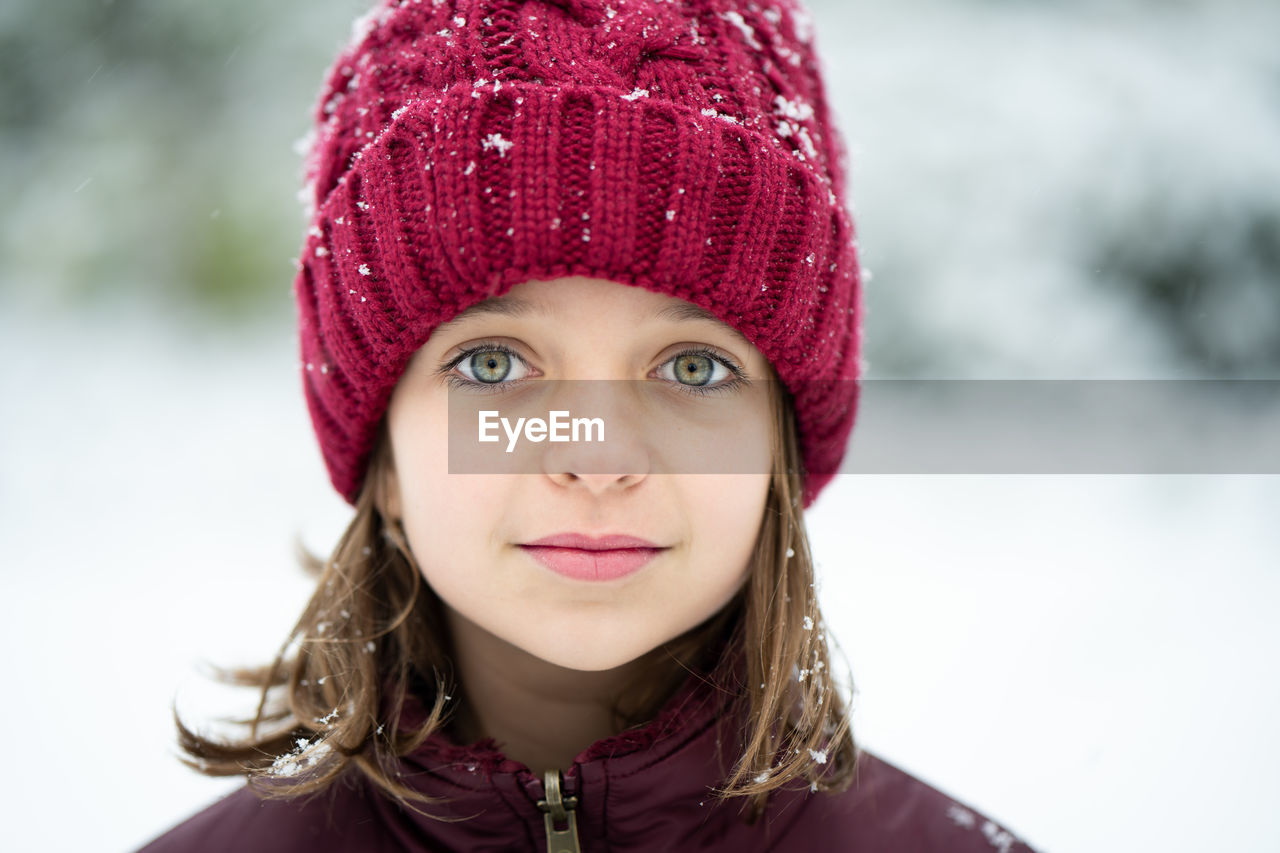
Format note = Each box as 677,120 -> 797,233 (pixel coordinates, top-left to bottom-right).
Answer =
521,532 -> 663,550
518,532 -> 668,581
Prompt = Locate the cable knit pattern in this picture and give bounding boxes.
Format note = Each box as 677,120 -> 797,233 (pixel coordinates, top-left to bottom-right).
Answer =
293,0 -> 864,508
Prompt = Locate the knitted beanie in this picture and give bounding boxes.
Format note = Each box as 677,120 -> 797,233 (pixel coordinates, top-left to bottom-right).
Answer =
294,0 -> 864,509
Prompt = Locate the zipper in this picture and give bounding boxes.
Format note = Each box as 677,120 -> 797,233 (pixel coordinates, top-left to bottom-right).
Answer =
536,768 -> 582,853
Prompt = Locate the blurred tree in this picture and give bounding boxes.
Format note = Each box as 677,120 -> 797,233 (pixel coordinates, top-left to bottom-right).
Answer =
0,0 -> 366,322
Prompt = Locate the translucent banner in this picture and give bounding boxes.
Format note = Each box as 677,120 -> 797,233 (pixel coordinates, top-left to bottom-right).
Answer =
446,379 -> 1280,475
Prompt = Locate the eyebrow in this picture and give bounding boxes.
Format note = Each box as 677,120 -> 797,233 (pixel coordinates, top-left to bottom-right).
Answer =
435,293 -> 753,348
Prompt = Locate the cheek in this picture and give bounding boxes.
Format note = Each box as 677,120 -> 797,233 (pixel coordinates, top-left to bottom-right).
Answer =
386,395 -> 451,508
395,469 -> 523,601
388,430 -> 468,575
686,473 -> 770,587
399,476 -> 485,554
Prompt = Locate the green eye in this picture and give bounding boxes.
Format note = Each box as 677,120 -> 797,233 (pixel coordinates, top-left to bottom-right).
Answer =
672,353 -> 714,386
468,350 -> 511,384
659,348 -> 748,398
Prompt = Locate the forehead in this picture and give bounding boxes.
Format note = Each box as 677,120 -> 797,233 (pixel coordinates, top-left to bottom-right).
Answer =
434,290 -> 755,350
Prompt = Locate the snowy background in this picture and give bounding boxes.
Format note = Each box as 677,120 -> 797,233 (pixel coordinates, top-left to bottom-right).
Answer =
2,0 -> 1278,851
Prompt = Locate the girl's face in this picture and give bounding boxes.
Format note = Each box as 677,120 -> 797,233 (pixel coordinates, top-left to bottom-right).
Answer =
384,276 -> 774,672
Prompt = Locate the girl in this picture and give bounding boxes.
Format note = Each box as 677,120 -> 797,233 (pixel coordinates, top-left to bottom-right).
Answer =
139,1 -> 1039,850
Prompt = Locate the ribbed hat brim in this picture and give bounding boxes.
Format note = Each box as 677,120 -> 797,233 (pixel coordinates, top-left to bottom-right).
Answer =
295,80 -> 861,505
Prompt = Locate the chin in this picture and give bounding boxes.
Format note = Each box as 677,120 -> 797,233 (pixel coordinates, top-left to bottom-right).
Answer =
525,636 -> 657,673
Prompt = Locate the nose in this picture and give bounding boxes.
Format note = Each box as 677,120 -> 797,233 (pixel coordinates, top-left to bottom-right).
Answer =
539,380 -> 652,495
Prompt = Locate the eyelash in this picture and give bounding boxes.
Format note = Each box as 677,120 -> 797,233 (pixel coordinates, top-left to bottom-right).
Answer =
436,341 -> 748,398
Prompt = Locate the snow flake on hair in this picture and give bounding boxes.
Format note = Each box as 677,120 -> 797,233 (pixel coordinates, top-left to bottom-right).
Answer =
270,736 -> 333,778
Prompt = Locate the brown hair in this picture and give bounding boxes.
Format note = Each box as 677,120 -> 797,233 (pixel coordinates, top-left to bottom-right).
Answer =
174,371 -> 858,823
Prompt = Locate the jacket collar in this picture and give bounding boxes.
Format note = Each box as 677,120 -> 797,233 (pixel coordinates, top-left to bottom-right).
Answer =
379,647 -> 753,843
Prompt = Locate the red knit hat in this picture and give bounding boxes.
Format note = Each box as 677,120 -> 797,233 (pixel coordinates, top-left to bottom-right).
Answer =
293,0 -> 864,508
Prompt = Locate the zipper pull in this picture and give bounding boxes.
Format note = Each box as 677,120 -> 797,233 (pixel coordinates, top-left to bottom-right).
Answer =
536,769 -> 582,853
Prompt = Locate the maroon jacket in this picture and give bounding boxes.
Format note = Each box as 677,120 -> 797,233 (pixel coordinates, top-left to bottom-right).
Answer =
137,670 -> 1040,852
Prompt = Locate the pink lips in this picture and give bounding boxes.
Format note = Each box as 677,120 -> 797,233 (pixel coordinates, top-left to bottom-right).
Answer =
518,533 -> 667,582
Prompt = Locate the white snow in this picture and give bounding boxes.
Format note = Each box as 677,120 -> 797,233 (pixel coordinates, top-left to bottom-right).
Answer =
481,132 -> 514,158
348,6 -> 394,53
773,95 -> 815,124
719,10 -> 763,50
